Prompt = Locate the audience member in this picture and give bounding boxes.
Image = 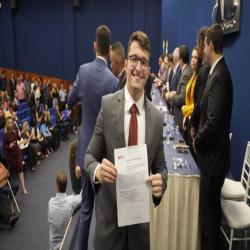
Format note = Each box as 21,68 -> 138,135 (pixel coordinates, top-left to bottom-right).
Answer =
2,117 -> 27,194
85,30 -> 168,250
168,45 -> 192,136
0,70 -> 7,91
34,81 -> 41,101
38,76 -> 44,103
47,116 -> 60,151
44,104 -> 51,121
12,98 -> 18,112
29,85 -> 36,112
31,122 -> 48,159
23,74 -> 31,103
190,27 -> 211,136
193,24 -> 233,250
110,42 -> 126,89
40,114 -> 54,154
9,72 -> 16,100
153,54 -> 164,78
0,109 -> 6,130
69,140 -> 81,195
54,104 -> 69,141
42,78 -> 50,106
181,46 -> 202,158
5,104 -> 16,120
162,53 -> 174,99
64,103 -> 78,134
31,77 -> 35,91
16,77 -> 26,104
170,48 -> 182,92
48,171 -> 81,250
12,112 -> 22,133
51,83 -> 59,108
22,121 -> 41,168
31,98 -> 40,126
0,163 -> 19,215
67,25 -> 119,250
59,83 -> 67,111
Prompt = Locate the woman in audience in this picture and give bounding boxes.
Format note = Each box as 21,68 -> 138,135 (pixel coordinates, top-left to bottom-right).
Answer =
2,118 -> 27,194
34,81 -> 41,101
36,105 -> 43,124
31,77 -> 35,91
31,122 -> 48,159
46,114 -> 60,150
51,83 -> 59,108
182,46 -> 202,158
65,103 -> 78,134
22,121 -> 41,167
0,103 -> 6,117
0,109 -> 6,130
40,114 -> 54,154
69,140 -> 81,194
12,98 -> 18,112
43,104 -> 51,121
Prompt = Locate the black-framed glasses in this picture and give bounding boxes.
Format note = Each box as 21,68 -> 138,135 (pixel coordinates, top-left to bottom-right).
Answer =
128,55 -> 149,70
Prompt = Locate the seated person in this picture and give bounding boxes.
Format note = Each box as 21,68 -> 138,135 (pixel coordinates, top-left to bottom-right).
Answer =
48,171 -> 81,250
0,163 -> 19,215
64,104 -> 78,134
5,104 -> 17,120
46,115 -> 60,151
44,104 -> 51,121
69,140 -> 81,194
40,114 -> 54,154
54,104 -> 69,141
36,106 -> 43,124
0,194 -> 19,227
31,98 -> 40,126
12,98 -> 18,112
0,109 -> 5,130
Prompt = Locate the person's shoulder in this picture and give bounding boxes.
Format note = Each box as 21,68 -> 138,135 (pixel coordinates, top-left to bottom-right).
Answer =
102,89 -> 121,103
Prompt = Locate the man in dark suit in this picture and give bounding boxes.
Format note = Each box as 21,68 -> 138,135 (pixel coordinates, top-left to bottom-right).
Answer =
171,48 -> 182,92
54,104 -> 69,141
168,45 -> 192,135
85,31 -> 168,250
9,72 -> 16,100
193,24 -> 233,250
67,25 -> 119,250
190,27 -> 211,137
0,70 -> 7,92
29,85 -> 36,115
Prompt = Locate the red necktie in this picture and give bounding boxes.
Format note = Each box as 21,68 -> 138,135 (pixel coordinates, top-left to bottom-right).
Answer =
128,104 -> 138,146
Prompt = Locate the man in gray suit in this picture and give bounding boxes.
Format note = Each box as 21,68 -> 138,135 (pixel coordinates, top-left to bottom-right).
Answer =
168,45 -> 192,136
85,31 -> 168,250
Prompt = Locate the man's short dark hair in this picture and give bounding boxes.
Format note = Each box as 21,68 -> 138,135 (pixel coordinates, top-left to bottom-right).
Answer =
167,53 -> 173,63
9,104 -> 13,109
56,171 -> 67,193
36,97 -> 40,102
205,23 -> 223,54
111,42 -> 125,63
33,85 -> 37,91
2,70 -> 6,75
128,31 -> 151,58
96,25 -> 111,57
179,45 -> 189,64
197,27 -> 208,45
160,54 -> 164,61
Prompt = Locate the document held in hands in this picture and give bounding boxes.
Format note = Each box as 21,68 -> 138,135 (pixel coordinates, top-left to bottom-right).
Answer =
114,144 -> 150,227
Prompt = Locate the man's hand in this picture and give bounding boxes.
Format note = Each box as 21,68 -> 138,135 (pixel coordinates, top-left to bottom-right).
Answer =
62,114 -> 65,118
3,169 -> 9,179
18,132 -> 21,138
146,173 -> 163,198
182,117 -> 186,131
190,126 -> 195,140
151,73 -> 155,78
50,134 -> 52,137
96,158 -> 117,184
10,141 -> 16,148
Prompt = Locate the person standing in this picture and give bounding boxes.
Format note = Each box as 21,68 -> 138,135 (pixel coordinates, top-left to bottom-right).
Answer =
42,78 -> 50,107
85,31 -> 168,250
51,83 -> 59,108
67,25 -> 119,250
16,77 -> 26,104
0,70 -> 7,92
23,74 -> 31,103
59,83 -> 67,111
193,24 -> 233,249
9,72 -> 16,100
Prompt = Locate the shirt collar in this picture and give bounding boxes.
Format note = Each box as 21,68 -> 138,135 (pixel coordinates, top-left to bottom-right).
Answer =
118,68 -> 125,80
210,56 -> 223,75
97,56 -> 107,64
124,86 -> 144,115
182,64 -> 187,72
56,193 -> 67,198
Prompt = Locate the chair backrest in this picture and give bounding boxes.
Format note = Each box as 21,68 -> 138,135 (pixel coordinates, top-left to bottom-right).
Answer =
22,102 -> 28,110
22,109 -> 29,120
240,141 -> 250,205
48,108 -> 53,117
17,99 -> 21,105
51,116 -> 57,127
28,126 -> 32,134
16,111 -> 22,121
17,104 -> 22,112
28,117 -> 31,127
52,107 -> 55,115
0,129 -> 4,142
40,103 -> 44,112
37,123 -> 40,130
61,110 -> 67,121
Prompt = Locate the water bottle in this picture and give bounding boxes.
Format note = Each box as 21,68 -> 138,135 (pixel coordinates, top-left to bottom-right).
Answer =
171,119 -> 175,137
166,124 -> 170,144
175,126 -> 179,146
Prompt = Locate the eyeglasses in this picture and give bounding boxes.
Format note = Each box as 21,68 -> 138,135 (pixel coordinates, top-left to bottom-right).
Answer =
128,55 -> 149,71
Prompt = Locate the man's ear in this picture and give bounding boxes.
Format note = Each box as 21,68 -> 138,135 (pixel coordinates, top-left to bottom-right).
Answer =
94,42 -> 97,53
116,59 -> 119,66
108,45 -> 112,56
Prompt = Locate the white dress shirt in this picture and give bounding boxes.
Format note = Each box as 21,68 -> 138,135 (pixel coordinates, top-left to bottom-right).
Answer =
48,193 -> 81,250
93,86 -> 146,182
209,56 -> 223,76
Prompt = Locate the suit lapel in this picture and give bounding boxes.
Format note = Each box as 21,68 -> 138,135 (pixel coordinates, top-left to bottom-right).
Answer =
117,89 -> 126,148
145,95 -> 152,153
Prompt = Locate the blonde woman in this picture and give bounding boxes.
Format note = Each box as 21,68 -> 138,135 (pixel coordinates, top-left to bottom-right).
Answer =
50,82 -> 58,108
22,121 -> 41,168
2,118 -> 27,194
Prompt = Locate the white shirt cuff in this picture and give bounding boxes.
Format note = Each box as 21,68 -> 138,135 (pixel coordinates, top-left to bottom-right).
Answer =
93,164 -> 101,184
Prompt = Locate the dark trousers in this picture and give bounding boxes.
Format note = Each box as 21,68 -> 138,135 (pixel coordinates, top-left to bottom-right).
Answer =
66,115 -> 77,130
45,135 -> 53,150
44,98 -> 49,107
60,101 -> 66,112
0,194 -> 12,224
38,139 -> 47,156
58,121 -> 69,139
200,172 -> 225,250
50,128 -> 60,149
184,118 -> 197,162
21,146 -> 34,168
0,181 -> 19,201
78,168 -> 95,250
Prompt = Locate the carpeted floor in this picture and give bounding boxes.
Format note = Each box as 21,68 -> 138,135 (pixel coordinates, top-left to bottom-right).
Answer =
0,131 -> 249,250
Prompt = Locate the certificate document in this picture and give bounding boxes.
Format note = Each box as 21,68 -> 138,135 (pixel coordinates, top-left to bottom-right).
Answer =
114,144 -> 150,227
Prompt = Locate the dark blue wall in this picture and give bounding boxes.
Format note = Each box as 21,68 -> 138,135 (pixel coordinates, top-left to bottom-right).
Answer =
162,0 -> 250,180
0,0 -> 161,81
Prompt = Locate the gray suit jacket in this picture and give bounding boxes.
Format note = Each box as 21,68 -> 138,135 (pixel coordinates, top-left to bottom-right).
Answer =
172,63 -> 192,130
85,88 -> 168,250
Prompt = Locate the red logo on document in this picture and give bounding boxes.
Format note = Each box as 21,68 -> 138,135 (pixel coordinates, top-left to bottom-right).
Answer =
118,155 -> 124,160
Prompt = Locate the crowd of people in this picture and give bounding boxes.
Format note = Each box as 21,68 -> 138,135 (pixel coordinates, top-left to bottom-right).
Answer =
0,72 -> 79,228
